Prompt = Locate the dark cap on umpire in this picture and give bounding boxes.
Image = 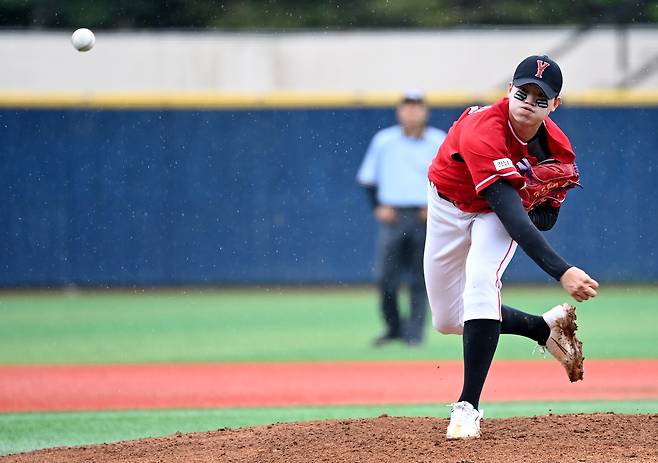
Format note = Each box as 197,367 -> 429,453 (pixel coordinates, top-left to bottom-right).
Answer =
513,55 -> 563,99
400,89 -> 425,104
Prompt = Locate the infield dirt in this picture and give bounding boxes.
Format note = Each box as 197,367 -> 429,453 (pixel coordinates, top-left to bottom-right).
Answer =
3,413 -> 658,463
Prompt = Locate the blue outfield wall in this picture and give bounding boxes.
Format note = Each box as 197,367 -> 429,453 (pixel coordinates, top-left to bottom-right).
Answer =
1,104 -> 657,286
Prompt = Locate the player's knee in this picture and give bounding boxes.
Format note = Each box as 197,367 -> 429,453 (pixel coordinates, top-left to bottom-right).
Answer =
432,316 -> 462,335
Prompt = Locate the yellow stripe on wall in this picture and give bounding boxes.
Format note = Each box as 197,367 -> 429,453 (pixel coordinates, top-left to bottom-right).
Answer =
1,90 -> 658,108
561,90 -> 658,106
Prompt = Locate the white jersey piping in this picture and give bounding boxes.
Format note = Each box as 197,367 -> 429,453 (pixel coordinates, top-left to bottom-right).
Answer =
474,170 -> 522,191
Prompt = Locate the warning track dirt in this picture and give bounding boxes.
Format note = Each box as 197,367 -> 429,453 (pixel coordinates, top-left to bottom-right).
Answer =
1,359 -> 657,412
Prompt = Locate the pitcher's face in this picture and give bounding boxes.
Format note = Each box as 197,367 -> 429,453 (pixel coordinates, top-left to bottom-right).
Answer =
508,83 -> 560,127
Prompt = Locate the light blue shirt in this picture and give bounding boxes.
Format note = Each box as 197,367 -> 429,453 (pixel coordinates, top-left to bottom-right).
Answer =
357,125 -> 446,207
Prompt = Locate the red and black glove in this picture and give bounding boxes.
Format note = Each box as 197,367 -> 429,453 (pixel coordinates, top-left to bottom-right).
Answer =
519,160 -> 581,211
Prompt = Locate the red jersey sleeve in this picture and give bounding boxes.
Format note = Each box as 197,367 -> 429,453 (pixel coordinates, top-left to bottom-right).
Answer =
458,109 -> 525,195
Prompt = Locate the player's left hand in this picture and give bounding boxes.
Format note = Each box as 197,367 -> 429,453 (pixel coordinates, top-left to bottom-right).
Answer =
521,161 -> 581,211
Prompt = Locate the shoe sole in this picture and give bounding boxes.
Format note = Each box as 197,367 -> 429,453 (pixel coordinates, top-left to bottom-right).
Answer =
446,434 -> 481,439
554,304 -> 584,382
446,425 -> 481,439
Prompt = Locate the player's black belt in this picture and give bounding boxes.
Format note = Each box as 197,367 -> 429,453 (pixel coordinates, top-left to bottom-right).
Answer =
437,191 -> 454,203
430,181 -> 458,206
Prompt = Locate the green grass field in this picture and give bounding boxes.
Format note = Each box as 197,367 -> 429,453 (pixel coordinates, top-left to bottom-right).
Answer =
1,285 -> 657,364
0,285 -> 656,455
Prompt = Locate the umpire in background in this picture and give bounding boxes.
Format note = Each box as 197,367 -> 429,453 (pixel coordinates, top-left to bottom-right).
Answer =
357,90 -> 446,346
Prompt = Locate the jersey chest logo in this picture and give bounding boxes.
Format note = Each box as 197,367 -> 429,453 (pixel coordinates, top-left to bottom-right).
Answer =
467,104 -> 491,115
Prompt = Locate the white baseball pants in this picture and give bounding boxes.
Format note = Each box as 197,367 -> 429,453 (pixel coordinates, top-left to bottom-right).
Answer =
423,183 -> 517,335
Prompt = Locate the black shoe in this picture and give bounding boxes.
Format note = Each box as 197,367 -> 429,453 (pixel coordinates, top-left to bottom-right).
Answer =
405,338 -> 423,348
372,333 -> 401,347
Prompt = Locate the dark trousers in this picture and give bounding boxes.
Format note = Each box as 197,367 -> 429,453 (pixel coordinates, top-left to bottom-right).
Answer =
375,208 -> 428,343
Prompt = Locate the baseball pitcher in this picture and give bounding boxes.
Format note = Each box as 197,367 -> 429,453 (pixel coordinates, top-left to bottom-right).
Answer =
423,55 -> 599,439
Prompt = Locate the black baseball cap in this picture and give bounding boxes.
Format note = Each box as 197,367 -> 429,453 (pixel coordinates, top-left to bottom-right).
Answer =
513,55 -> 562,99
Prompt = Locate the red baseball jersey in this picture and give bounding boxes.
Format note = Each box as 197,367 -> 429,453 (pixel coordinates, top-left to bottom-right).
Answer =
428,97 -> 576,213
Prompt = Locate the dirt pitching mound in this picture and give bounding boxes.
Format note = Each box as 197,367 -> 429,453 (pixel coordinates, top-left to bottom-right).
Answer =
3,413 -> 658,463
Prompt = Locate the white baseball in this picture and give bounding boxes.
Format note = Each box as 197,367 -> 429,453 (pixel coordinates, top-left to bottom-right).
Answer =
71,28 -> 95,52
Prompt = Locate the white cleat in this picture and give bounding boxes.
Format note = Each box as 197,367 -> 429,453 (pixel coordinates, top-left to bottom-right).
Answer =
446,401 -> 482,439
542,303 -> 584,382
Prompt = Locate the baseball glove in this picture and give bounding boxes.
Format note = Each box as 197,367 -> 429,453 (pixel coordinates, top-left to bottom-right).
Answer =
519,160 -> 581,211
